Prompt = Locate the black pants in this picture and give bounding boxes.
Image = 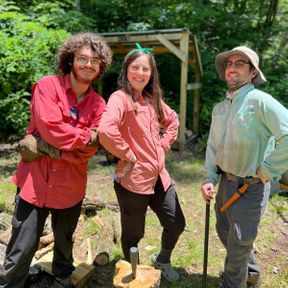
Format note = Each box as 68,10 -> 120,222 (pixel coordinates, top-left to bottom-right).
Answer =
0,192 -> 82,288
114,177 -> 186,261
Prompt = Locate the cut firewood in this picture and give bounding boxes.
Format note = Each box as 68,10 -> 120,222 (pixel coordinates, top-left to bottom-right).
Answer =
0,226 -> 12,245
110,214 -> 121,244
74,237 -> 88,262
94,222 -> 115,266
34,251 -> 95,288
86,237 -> 93,265
34,242 -> 54,259
92,214 -> 106,228
107,201 -> 120,212
38,232 -> 54,250
81,198 -> 106,213
0,212 -> 12,231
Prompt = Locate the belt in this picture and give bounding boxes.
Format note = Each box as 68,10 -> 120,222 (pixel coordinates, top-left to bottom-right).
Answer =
225,172 -> 262,185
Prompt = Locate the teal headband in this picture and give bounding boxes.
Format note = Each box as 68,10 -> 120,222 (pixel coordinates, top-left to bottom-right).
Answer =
127,42 -> 153,56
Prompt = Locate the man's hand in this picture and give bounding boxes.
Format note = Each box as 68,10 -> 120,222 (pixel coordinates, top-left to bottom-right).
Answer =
201,182 -> 216,204
115,160 -> 132,178
87,128 -> 100,148
256,167 -> 269,183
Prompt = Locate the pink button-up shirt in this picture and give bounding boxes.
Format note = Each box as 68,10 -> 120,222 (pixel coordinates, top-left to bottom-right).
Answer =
12,74 -> 106,208
98,90 -> 179,194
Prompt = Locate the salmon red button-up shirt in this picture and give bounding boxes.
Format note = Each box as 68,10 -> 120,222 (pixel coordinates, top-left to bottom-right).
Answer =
98,90 -> 179,194
12,74 -> 106,208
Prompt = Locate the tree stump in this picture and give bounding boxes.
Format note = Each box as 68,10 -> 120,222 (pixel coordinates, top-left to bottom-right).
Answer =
113,260 -> 161,288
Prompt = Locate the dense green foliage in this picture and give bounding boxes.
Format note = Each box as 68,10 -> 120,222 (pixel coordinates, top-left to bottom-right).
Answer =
1,0 -> 288,142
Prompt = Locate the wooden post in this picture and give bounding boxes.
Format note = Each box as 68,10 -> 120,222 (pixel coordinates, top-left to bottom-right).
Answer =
193,71 -> 201,134
179,32 -> 189,151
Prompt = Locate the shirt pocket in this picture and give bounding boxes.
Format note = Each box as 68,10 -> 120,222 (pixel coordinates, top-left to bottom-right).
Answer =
126,110 -> 147,138
234,105 -> 257,129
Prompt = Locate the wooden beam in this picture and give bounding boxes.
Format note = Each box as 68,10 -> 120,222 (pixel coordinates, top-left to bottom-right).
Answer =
179,32 -> 189,151
156,34 -> 187,63
103,32 -> 183,44
193,72 -> 201,134
192,35 -> 203,76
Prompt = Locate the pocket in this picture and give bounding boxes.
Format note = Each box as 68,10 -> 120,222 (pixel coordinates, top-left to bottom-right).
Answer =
126,110 -> 147,137
234,105 -> 257,130
233,222 -> 258,244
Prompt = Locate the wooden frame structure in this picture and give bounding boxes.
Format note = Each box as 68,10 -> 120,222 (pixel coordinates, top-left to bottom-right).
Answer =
100,29 -> 202,150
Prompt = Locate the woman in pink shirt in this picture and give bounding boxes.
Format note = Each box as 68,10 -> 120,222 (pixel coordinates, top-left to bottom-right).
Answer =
98,44 -> 186,282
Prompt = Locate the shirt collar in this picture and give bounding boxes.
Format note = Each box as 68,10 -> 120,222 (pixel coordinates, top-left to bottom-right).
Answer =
63,74 -> 75,98
226,83 -> 254,100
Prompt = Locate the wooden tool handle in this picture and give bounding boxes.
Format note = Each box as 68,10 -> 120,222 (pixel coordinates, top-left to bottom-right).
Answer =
220,183 -> 249,212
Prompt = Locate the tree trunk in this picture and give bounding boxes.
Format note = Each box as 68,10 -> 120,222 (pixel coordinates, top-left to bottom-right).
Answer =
258,0 -> 279,54
75,0 -> 81,11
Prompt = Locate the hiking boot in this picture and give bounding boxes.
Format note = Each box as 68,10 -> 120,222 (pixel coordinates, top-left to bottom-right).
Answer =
52,276 -> 74,288
151,253 -> 179,282
247,275 -> 261,287
219,269 -> 261,287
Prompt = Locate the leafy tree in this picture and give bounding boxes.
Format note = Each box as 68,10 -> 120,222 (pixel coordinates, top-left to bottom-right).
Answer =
82,0 -> 288,134
1,0 -> 288,141
0,1 -> 70,141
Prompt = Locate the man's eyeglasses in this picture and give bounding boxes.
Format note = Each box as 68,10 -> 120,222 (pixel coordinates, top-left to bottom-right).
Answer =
75,54 -> 100,67
224,60 -> 251,69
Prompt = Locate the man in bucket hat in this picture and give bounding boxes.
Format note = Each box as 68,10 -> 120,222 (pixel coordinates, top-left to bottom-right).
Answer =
201,46 -> 288,288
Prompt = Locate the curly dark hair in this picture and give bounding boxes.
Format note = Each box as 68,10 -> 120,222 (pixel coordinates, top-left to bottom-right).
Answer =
57,32 -> 112,78
118,50 -> 164,121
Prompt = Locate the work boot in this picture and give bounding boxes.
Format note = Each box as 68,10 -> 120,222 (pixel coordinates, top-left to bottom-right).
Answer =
246,275 -> 261,287
52,276 -> 74,288
219,270 -> 261,287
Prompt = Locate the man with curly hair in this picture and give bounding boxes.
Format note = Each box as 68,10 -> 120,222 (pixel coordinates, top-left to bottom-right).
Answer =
0,32 -> 112,288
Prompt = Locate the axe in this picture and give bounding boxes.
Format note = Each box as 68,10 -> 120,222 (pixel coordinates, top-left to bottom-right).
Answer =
220,183 -> 249,212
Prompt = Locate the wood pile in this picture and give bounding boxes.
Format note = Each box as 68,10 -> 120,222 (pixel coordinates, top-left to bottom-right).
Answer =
0,196 -> 121,287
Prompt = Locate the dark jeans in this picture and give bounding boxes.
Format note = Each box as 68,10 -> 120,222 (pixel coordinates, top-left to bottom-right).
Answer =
114,177 -> 186,261
0,191 -> 82,288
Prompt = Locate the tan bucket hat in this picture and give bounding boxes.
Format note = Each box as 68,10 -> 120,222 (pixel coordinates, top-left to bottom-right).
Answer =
215,46 -> 266,86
